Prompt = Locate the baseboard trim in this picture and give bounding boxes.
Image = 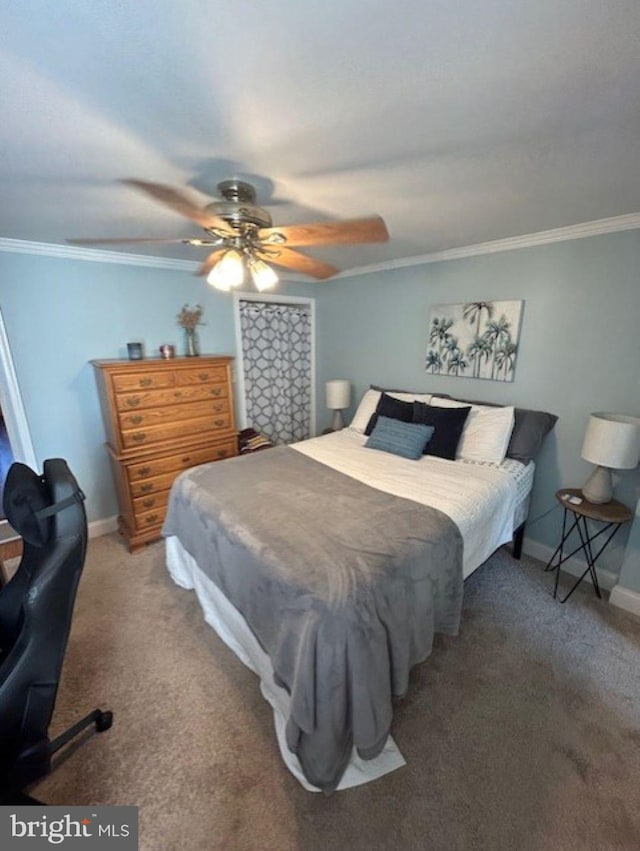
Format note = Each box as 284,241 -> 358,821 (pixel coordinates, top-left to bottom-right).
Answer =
609,584 -> 640,617
88,515 -> 118,539
522,536 -> 618,592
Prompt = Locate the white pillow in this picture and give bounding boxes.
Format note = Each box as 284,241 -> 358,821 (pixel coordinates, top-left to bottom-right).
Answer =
350,389 -> 381,433
349,390 -> 433,434
429,398 -> 515,464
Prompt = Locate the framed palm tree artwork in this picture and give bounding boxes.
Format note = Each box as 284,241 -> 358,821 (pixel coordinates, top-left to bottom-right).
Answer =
425,300 -> 524,381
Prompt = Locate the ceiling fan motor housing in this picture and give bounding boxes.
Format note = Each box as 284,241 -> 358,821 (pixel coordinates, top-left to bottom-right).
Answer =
205,180 -> 273,230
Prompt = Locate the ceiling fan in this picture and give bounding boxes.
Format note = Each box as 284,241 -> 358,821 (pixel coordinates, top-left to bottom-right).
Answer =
68,179 -> 389,291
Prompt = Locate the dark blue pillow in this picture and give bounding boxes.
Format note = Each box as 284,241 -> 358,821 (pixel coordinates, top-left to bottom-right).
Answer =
412,401 -> 471,460
365,416 -> 434,460
365,392 -> 414,436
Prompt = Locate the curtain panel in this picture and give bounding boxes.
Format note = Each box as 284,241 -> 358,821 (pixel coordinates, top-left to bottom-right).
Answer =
239,301 -> 312,444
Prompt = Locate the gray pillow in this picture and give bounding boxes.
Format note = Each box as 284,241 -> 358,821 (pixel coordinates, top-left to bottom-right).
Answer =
431,393 -> 557,463
508,408 -> 558,462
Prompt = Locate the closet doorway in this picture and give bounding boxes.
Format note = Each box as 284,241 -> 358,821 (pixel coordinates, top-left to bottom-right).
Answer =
0,309 -> 36,519
233,293 -> 315,444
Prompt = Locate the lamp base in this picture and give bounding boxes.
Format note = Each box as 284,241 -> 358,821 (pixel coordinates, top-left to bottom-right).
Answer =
582,465 -> 613,504
331,409 -> 345,431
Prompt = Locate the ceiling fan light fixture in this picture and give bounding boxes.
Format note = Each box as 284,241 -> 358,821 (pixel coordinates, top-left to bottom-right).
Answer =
69,178 -> 388,286
248,257 -> 279,292
206,249 -> 244,290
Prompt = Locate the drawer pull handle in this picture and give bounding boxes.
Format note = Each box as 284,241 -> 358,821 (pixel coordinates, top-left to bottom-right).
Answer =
132,432 -> 147,443
211,388 -> 222,397
181,456 -> 192,464
213,403 -> 223,412
145,513 -> 159,525
126,396 -> 141,407
139,378 -> 152,387
140,483 -> 154,493
216,449 -> 228,459
129,415 -> 143,425
174,391 -> 183,398
142,498 -> 155,509
214,419 -> 225,427
198,372 -> 210,381
137,466 -> 151,477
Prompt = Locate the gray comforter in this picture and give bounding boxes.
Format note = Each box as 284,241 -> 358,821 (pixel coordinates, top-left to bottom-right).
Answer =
162,446 -> 463,791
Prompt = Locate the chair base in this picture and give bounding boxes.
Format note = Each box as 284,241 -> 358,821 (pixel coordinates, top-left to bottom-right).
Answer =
49,708 -> 113,756
1,707 -> 113,804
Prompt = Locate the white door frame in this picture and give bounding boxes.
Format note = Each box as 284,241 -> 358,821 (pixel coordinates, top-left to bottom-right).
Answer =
232,292 -> 317,437
0,309 -> 37,468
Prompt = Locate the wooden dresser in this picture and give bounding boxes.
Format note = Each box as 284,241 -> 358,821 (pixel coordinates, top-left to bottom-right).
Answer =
92,356 -> 237,551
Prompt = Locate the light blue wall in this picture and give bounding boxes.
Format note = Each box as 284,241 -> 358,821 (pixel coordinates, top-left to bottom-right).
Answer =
0,251 -> 314,522
1,231 -> 639,585
618,503 -> 640,594
314,229 -> 640,577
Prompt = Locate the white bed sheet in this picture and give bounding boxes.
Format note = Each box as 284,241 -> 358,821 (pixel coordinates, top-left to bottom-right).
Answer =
293,428 -> 532,578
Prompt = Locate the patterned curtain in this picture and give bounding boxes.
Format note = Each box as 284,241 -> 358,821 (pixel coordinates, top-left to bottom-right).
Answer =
239,300 -> 312,444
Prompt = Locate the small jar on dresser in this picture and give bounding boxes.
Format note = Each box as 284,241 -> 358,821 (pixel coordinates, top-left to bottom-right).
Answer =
92,355 -> 237,552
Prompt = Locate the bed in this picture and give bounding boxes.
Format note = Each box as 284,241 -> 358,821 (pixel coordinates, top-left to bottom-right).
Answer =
162,389 -> 556,792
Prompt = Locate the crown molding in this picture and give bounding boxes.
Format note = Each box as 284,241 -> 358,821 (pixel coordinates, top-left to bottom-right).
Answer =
0,238 -> 200,272
335,212 -> 640,280
2,211 -> 640,280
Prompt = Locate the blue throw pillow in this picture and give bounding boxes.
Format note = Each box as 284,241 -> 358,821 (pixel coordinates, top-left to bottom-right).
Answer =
365,416 -> 434,460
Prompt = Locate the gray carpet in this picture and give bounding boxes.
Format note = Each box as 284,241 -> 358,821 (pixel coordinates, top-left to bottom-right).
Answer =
30,534 -> 640,851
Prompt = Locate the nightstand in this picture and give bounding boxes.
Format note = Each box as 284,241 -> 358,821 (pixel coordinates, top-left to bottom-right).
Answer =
545,489 -> 632,603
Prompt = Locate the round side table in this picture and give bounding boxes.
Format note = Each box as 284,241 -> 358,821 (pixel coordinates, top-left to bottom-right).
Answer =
545,489 -> 632,603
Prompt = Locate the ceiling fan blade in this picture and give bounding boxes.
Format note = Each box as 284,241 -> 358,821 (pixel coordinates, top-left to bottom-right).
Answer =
258,215 -> 388,247
261,247 -> 339,280
196,249 -> 227,277
121,179 -> 233,233
66,236 -> 192,245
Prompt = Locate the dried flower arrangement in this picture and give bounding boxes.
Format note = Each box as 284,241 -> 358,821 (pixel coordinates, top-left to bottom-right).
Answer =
176,304 -> 204,330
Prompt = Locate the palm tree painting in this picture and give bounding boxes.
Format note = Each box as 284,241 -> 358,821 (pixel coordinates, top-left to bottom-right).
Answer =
425,300 -> 523,382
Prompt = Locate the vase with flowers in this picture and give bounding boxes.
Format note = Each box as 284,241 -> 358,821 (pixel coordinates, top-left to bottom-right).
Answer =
177,304 -> 204,357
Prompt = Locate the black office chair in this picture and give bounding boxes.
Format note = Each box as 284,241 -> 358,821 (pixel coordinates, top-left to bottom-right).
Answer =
0,458 -> 112,803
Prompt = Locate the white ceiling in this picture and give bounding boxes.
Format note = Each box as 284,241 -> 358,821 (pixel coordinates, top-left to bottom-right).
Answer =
2,0 -> 640,276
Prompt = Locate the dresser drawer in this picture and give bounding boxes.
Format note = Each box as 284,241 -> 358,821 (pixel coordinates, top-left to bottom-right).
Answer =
116,383 -> 229,412
118,398 -> 230,430
129,471 -> 178,497
112,371 -> 176,392
175,366 -> 228,386
134,505 -> 165,532
127,445 -> 230,482
121,414 -> 232,450
133,490 -> 170,516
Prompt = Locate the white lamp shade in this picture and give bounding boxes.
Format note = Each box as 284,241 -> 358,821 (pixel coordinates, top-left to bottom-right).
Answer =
581,412 -> 640,470
206,249 -> 244,290
248,258 -> 278,291
325,379 -> 351,410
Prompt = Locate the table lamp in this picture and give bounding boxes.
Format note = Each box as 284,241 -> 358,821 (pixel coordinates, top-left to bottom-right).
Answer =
581,412 -> 640,504
325,380 -> 351,431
